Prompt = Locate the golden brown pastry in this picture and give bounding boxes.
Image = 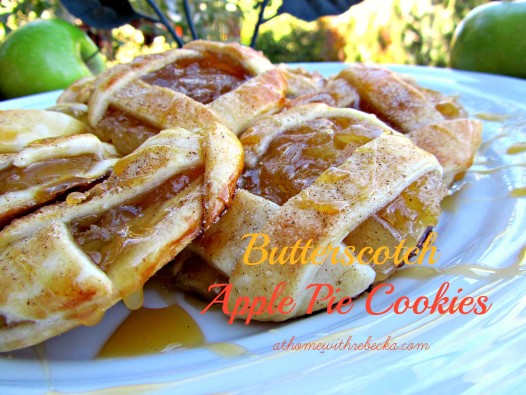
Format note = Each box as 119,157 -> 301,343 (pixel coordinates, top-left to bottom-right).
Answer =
331,64 -> 482,185
0,109 -> 86,153
278,65 -> 359,109
56,76 -> 95,105
277,65 -> 326,97
0,122 -> 243,352
47,102 -> 90,125
1,46 -> 481,345
0,109 -> 118,228
408,119 -> 482,185
0,133 -> 118,228
182,104 -> 447,320
59,41 -> 288,155
336,64 -> 445,132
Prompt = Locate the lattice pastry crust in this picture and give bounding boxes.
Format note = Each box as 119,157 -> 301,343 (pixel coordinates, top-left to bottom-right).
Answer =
183,104 -> 447,320
0,109 -> 87,153
58,40 -> 288,155
0,133 -> 118,228
330,64 -> 482,185
0,109 -> 118,228
279,64 -> 482,185
0,122 -> 243,351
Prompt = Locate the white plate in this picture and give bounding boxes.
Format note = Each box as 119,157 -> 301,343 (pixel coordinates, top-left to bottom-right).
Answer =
1,64 -> 526,395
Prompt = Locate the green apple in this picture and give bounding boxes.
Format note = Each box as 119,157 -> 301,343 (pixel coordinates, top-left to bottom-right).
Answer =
449,1 -> 526,79
0,19 -> 106,99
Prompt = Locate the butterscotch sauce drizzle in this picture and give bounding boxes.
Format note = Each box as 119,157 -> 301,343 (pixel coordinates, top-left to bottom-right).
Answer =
467,163 -> 526,175
478,132 -> 507,152
395,246 -> 526,280
86,273 -> 246,359
510,187 -> 526,198
471,114 -> 526,199
241,117 -> 383,205
97,302 -> 249,359
35,343 -> 54,393
122,288 -> 144,311
506,142 -> 526,155
69,167 -> 203,272
475,112 -> 511,122
441,181 -> 470,213
315,252 -> 526,370
0,155 -> 98,195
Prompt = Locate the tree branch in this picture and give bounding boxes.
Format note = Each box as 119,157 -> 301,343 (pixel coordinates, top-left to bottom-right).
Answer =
183,0 -> 199,40
250,0 -> 270,48
145,0 -> 184,47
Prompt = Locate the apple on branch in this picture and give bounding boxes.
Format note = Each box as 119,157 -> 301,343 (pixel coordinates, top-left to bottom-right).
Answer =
0,19 -> 106,99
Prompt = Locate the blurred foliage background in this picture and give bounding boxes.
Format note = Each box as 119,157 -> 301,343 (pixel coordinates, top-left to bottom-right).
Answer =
0,0 -> 488,66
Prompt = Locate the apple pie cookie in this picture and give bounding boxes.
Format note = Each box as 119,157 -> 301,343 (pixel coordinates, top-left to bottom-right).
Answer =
280,66 -> 359,109
280,64 -> 482,185
0,122 -> 243,351
0,133 -> 118,228
0,109 -> 87,153
58,40 -> 288,155
178,104 -> 447,320
329,64 -> 483,185
0,109 -> 118,228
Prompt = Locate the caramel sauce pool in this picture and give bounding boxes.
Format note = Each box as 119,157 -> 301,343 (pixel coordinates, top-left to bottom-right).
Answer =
506,142 -> 526,155
97,305 -> 203,358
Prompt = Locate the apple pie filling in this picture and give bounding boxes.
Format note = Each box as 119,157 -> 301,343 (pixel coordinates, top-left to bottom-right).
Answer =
240,117 -> 385,205
239,113 -> 445,277
95,53 -> 253,155
343,171 -> 444,280
0,155 -> 99,196
0,154 -> 112,227
141,53 -> 252,104
95,106 -> 158,156
68,166 -> 203,271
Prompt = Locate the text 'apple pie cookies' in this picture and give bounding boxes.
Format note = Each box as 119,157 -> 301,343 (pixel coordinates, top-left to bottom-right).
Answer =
0,121 -> 243,351
181,104 -> 447,320
59,40 -> 287,155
